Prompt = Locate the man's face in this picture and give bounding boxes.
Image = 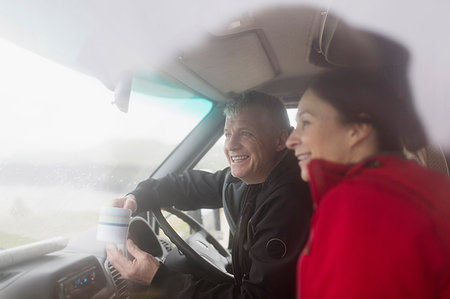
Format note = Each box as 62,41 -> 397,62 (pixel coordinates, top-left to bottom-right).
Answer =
224,107 -> 285,184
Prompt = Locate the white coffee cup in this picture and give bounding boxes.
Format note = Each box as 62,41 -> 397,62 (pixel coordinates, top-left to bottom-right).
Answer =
97,206 -> 131,244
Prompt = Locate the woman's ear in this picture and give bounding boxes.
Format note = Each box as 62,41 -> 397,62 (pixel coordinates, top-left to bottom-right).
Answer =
348,123 -> 373,148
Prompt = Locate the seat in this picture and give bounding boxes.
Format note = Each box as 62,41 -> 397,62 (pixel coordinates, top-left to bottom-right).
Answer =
405,144 -> 449,177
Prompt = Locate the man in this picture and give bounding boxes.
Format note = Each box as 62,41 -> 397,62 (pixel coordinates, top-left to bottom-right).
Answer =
107,91 -> 312,298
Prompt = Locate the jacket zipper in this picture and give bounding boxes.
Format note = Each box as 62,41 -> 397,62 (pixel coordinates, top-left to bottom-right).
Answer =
232,185 -> 252,285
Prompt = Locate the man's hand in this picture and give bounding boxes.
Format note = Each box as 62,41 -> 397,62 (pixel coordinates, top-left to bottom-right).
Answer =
111,194 -> 137,213
106,239 -> 160,285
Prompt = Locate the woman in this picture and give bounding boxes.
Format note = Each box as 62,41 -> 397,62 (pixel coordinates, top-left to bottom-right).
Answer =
286,69 -> 450,299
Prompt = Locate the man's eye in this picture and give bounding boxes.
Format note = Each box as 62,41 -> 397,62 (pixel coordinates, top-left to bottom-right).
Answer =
224,133 -> 231,138
241,131 -> 252,136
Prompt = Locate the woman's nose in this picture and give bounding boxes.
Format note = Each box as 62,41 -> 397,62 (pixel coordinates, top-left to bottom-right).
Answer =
286,128 -> 301,149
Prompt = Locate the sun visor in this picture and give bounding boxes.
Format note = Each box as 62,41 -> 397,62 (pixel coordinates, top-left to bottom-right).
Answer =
311,13 -> 409,68
179,30 -> 279,94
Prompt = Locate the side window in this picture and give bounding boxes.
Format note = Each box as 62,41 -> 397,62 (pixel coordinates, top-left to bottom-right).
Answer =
159,136 -> 229,248
163,135 -> 230,248
194,136 -> 228,172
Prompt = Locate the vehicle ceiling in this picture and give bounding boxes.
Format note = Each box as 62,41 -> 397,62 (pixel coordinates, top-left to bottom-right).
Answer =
0,1 -> 410,105
0,0 -> 449,147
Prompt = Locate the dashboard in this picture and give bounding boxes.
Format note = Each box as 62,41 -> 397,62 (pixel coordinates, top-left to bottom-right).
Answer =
0,253 -> 111,299
0,216 -> 173,299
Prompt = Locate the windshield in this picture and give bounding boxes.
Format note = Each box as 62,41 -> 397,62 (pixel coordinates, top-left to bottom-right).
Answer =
0,38 -> 213,249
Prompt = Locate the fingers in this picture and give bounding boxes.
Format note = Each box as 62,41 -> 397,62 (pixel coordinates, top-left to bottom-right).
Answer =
106,240 -> 160,285
126,239 -> 147,260
110,195 -> 137,213
111,197 -> 126,208
126,239 -> 160,265
123,195 -> 137,212
106,244 -> 134,278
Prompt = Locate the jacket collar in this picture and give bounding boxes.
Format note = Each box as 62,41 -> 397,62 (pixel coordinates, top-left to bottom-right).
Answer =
263,149 -> 290,183
241,148 -> 291,187
307,153 -> 404,206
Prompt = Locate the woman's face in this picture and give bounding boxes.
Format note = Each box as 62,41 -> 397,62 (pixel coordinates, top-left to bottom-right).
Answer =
286,90 -> 355,181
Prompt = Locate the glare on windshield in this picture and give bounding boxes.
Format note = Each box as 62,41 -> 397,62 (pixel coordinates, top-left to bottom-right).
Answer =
0,38 -> 212,249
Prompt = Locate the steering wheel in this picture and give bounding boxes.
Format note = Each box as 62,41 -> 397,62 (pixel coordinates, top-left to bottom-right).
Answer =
152,207 -> 233,283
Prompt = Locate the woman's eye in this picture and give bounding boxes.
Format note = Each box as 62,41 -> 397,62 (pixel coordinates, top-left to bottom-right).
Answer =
301,120 -> 311,129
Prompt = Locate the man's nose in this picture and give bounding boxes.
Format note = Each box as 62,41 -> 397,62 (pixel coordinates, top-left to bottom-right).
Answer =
225,134 -> 240,151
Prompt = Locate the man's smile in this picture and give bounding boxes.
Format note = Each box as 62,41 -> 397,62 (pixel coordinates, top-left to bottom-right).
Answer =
231,155 -> 250,163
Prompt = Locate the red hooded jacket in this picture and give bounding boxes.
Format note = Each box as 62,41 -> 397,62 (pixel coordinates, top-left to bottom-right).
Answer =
298,155 -> 450,299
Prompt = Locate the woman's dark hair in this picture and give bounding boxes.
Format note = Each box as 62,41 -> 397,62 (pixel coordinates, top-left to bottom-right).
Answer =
308,68 -> 427,152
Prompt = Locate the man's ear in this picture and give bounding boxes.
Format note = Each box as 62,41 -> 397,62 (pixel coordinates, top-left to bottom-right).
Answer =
275,129 -> 289,151
348,123 -> 373,148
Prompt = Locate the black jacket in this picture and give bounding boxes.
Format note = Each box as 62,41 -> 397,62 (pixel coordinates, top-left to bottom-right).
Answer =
131,149 -> 312,298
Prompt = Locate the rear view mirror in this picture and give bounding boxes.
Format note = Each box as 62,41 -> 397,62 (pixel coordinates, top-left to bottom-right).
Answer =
113,71 -> 133,113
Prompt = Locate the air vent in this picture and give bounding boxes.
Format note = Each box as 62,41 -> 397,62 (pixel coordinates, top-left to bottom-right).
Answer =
106,260 -> 129,299
159,238 -> 173,253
